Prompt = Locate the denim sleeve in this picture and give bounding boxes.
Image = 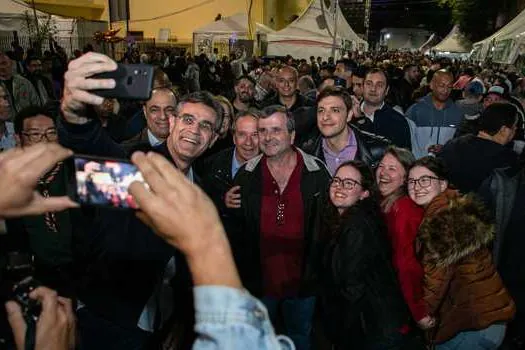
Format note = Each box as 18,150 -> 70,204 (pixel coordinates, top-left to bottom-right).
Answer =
193,286 -> 295,350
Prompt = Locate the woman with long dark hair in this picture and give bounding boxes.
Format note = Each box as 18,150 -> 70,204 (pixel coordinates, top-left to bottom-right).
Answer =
319,160 -> 416,349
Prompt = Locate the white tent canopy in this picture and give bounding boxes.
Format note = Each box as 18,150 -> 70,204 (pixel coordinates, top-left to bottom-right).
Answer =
193,12 -> 274,36
0,0 -> 65,33
0,0 -> 105,55
266,0 -> 367,60
432,25 -> 472,53
472,8 -> 525,63
419,33 -> 439,52
193,12 -> 274,55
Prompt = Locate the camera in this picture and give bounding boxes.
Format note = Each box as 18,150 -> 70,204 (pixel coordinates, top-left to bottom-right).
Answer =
10,277 -> 42,322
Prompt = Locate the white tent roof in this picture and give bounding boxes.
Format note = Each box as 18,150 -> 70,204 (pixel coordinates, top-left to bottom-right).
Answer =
472,9 -> 525,61
266,0 -> 367,58
0,0 -> 51,31
432,25 -> 472,53
474,9 -> 525,46
419,33 -> 438,51
194,12 -> 274,35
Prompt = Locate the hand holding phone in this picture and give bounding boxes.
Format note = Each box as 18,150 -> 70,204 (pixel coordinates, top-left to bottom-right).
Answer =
72,155 -> 145,210
61,52 -> 117,121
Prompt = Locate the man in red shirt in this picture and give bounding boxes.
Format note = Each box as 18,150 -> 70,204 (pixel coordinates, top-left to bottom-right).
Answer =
231,105 -> 330,350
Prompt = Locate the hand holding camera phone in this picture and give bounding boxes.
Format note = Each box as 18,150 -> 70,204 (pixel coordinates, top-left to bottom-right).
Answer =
72,155 -> 146,210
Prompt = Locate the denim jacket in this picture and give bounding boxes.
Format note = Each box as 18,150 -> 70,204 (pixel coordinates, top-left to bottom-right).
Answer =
193,286 -> 294,350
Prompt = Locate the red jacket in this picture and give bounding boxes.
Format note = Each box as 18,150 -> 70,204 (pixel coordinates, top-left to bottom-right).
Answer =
384,196 -> 427,322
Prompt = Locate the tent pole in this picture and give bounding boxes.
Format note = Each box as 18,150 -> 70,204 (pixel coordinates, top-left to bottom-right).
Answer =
331,0 -> 339,59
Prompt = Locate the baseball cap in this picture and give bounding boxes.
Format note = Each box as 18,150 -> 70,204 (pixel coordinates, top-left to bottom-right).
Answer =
485,85 -> 506,98
464,81 -> 484,97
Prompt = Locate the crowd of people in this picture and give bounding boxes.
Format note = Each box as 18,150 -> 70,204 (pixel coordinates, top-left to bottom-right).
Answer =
0,42 -> 523,350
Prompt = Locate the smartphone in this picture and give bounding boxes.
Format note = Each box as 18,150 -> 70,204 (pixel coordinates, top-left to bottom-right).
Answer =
72,155 -> 145,209
92,64 -> 154,100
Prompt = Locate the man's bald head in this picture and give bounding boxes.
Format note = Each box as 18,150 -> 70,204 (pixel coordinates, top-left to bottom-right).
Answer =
430,69 -> 454,103
276,65 -> 299,98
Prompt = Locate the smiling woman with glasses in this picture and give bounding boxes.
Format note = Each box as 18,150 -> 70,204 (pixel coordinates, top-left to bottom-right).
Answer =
407,156 -> 515,349
318,160 -> 418,349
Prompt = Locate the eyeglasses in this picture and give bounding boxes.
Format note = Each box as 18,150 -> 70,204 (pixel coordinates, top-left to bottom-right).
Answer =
407,175 -> 441,189
22,129 -> 58,142
178,113 -> 215,134
330,177 -> 362,190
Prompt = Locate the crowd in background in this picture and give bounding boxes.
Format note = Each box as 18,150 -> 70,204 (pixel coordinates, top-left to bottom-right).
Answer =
0,41 -> 524,350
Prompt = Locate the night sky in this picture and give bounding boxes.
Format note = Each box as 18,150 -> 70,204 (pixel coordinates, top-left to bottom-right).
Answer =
369,0 -> 452,38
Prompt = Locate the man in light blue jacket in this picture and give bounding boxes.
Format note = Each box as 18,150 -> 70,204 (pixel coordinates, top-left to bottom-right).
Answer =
406,70 -> 463,158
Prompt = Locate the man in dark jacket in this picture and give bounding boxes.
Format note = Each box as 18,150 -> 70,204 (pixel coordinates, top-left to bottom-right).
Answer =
392,63 -> 420,112
196,109 -> 260,263
120,87 -> 177,153
231,105 -> 330,350
24,56 -> 56,105
438,103 -> 519,194
301,86 -> 389,174
59,52 -> 223,350
6,106 -> 90,298
352,68 -> 411,149
261,65 -> 315,112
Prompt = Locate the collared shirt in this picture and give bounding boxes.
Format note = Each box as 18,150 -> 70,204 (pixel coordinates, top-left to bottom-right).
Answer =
147,129 -> 163,147
193,286 -> 294,349
0,122 -> 16,151
260,150 -> 304,298
138,166 -> 194,332
231,148 -> 243,178
322,127 -> 358,176
360,101 -> 385,123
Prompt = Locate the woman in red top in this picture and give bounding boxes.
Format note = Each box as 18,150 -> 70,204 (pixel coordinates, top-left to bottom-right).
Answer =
376,146 -> 434,329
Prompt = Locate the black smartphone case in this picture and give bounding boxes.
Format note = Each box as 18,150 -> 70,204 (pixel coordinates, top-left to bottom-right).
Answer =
92,64 -> 154,100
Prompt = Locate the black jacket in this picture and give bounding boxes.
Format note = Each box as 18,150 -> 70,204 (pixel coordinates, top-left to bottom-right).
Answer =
300,124 -> 390,169
320,203 -> 411,348
231,148 -> 330,296
352,104 -> 412,149
195,146 -> 235,222
57,117 -> 192,330
478,166 -> 525,316
391,77 -> 417,112
437,135 -> 519,194
260,91 -> 315,112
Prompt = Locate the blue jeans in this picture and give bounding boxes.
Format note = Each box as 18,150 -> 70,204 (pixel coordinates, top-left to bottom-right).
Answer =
436,323 -> 506,350
261,296 -> 316,350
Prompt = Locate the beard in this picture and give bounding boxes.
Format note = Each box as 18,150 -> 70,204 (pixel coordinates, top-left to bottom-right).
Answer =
239,93 -> 253,104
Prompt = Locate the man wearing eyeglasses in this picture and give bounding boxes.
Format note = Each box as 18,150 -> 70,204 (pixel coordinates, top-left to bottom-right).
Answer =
230,105 -> 330,350
57,52 -> 223,349
5,105 -> 88,300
